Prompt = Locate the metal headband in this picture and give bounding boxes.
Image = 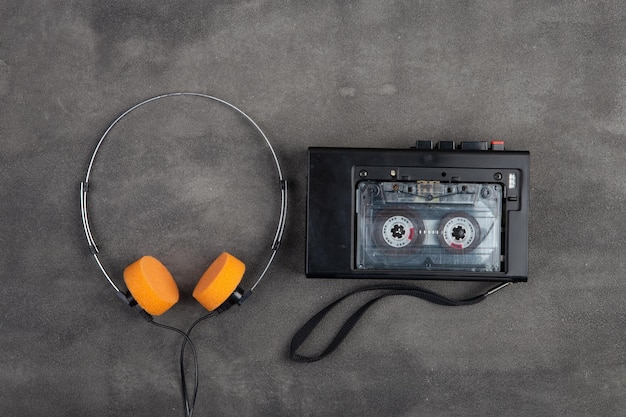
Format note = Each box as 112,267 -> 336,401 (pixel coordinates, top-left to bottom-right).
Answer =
80,92 -> 288,302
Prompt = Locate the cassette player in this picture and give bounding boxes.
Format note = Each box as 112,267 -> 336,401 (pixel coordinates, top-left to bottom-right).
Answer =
306,141 -> 529,282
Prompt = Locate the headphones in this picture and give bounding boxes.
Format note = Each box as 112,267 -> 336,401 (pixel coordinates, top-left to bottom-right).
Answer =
80,92 -> 288,316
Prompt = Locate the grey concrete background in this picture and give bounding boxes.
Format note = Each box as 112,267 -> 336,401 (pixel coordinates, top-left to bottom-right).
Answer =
1,1 -> 625,416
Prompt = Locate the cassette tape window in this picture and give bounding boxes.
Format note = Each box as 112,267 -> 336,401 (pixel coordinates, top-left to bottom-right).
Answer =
356,181 -> 502,272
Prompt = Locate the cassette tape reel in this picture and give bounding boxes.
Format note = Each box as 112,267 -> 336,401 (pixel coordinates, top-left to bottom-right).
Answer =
372,209 -> 425,256
356,182 -> 502,272
437,212 -> 481,251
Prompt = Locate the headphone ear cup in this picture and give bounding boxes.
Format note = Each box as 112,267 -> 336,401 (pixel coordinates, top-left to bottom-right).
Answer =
124,256 -> 180,316
193,252 -> 245,311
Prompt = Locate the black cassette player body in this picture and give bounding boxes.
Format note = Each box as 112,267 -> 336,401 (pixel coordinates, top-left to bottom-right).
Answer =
306,141 -> 529,282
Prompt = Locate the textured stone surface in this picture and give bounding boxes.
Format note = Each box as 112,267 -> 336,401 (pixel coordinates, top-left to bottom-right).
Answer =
1,1 -> 625,416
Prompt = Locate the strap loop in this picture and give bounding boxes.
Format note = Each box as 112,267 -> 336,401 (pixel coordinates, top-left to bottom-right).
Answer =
289,283 -> 509,362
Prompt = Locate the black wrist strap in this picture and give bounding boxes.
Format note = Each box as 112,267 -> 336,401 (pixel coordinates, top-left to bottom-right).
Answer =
289,283 -> 510,363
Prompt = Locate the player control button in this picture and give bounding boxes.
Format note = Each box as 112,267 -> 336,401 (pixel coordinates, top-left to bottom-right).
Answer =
416,140 -> 433,150
491,141 -> 505,151
460,141 -> 489,151
438,140 -> 456,150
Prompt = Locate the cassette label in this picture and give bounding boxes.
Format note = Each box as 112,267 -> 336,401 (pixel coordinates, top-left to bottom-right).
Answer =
356,181 -> 503,272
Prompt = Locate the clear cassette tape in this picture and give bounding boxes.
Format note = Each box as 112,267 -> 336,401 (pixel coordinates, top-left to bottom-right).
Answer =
356,181 -> 503,272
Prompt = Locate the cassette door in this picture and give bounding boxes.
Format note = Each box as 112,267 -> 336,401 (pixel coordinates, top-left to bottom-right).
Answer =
356,181 -> 503,272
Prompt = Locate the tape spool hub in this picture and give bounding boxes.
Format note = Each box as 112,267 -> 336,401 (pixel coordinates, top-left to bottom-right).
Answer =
438,212 -> 481,251
372,209 -> 425,256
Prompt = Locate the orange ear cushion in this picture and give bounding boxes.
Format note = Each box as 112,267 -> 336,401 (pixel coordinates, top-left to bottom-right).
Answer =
123,256 -> 180,316
193,252 -> 245,311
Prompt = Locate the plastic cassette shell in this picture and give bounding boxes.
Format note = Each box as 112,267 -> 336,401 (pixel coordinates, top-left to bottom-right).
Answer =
356,181 -> 503,272
306,146 -> 529,282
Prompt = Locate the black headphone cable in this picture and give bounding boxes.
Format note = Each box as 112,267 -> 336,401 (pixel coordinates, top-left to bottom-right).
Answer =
143,311 -> 217,417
